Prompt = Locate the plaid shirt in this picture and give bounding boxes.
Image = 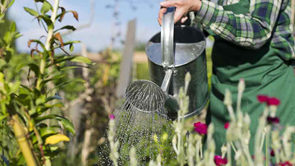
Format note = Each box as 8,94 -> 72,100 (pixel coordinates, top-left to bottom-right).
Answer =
194,0 -> 295,61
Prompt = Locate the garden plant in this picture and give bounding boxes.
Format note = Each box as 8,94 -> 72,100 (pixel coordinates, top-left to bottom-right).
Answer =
107,73 -> 295,166
0,0 -> 92,165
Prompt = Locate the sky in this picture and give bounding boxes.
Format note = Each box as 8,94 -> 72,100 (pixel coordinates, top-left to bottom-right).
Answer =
8,0 -> 163,53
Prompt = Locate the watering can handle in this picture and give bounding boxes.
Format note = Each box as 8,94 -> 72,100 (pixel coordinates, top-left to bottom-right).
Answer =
161,7 -> 175,68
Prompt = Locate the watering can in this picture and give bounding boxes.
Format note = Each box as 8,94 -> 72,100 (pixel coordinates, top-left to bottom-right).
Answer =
145,7 -> 209,119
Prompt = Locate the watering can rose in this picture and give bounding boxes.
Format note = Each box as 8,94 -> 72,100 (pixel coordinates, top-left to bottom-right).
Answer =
194,122 -> 207,135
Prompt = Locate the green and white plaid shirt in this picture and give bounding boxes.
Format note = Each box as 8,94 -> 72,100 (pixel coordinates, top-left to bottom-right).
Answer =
194,0 -> 295,61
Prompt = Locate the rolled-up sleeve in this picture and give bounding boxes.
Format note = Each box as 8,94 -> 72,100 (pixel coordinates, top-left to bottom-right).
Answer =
194,0 -> 282,49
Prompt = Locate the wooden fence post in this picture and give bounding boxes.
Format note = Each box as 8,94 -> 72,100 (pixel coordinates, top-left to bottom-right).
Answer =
116,19 -> 137,98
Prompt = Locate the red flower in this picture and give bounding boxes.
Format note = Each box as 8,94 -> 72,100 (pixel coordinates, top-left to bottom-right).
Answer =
270,149 -> 275,157
267,116 -> 280,124
257,95 -> 269,103
109,114 -> 115,120
267,97 -> 280,106
194,122 -> 207,135
257,95 -> 281,106
224,122 -> 230,129
278,161 -> 293,166
214,155 -> 228,166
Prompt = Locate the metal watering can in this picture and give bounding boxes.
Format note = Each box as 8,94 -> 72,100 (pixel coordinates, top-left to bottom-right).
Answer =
145,7 -> 209,119
124,7 -> 208,119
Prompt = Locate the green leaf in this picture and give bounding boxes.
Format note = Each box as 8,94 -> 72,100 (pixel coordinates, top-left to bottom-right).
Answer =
37,15 -> 53,30
33,103 -> 64,116
16,63 -> 40,77
27,39 -> 46,50
39,127 -> 58,137
61,40 -> 81,47
9,81 -> 20,93
3,31 -> 12,44
0,114 -> 8,121
15,32 -> 23,39
8,0 -> 15,8
40,1 -> 53,14
46,93 -> 62,103
40,74 -> 64,88
58,65 -> 90,73
24,7 -> 38,17
16,94 -> 30,106
10,22 -> 16,32
54,25 -> 76,33
71,56 -> 92,64
36,115 -> 75,135
69,44 -> 74,52
0,59 -> 8,70
49,78 -> 85,93
32,127 -> 58,144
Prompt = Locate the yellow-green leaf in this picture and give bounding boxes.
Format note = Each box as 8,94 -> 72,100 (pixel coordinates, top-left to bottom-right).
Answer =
24,7 -> 38,17
71,56 -> 91,64
8,0 -> 15,8
41,1 -> 53,14
45,134 -> 70,145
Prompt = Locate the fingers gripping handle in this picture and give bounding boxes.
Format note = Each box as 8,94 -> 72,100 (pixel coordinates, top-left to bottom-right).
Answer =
161,7 -> 175,69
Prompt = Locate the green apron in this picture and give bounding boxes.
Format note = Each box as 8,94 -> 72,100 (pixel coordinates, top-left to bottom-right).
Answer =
206,0 -> 295,155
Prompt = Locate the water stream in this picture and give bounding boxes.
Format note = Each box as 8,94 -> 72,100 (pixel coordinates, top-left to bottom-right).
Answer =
98,80 -> 175,165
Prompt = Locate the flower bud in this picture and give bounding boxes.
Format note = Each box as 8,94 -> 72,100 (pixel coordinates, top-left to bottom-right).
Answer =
221,144 -> 227,158
224,89 -> 232,106
185,72 -> 191,84
238,78 -> 245,92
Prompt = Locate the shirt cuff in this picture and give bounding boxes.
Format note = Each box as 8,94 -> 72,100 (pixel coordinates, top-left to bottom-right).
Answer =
194,0 -> 216,28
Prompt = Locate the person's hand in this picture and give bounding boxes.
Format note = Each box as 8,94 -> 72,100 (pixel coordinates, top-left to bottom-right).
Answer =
158,0 -> 202,25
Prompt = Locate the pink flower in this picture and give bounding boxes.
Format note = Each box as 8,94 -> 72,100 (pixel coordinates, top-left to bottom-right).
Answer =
278,161 -> 293,166
224,122 -> 230,129
257,95 -> 269,103
267,116 -> 280,124
194,122 -> 207,135
257,95 -> 281,106
109,114 -> 115,120
214,155 -> 228,166
267,97 -> 280,106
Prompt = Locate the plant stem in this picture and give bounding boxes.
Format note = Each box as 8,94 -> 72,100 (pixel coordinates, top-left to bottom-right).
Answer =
227,105 -> 236,122
265,126 -> 270,166
260,127 -> 266,151
227,142 -> 232,166
230,141 -> 237,153
42,0 -> 60,74
196,140 -> 200,163
11,115 -> 38,166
